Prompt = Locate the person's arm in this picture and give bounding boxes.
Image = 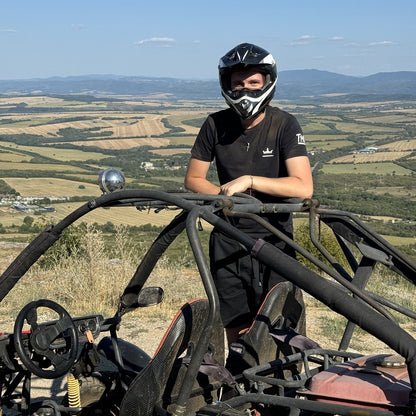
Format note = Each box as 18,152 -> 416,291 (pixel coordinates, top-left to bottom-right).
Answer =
184,157 -> 220,194
218,156 -> 313,199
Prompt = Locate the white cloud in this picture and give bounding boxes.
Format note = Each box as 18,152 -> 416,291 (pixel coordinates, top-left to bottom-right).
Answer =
135,37 -> 176,47
289,40 -> 309,46
369,40 -> 394,46
330,36 -> 344,41
288,34 -> 314,46
1,28 -> 17,33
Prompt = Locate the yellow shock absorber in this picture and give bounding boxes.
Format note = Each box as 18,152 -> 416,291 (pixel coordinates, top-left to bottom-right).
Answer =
67,373 -> 81,408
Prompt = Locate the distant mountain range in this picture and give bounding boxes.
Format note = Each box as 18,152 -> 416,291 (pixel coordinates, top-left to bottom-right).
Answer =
0,70 -> 415,101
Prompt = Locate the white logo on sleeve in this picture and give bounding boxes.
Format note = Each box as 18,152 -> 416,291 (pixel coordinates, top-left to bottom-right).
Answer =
262,148 -> 274,157
297,134 -> 306,145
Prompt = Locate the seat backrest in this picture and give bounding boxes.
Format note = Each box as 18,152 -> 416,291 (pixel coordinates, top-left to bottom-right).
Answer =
226,281 -> 306,376
119,298 -> 225,416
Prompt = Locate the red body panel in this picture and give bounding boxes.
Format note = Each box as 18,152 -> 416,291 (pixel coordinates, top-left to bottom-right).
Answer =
302,354 -> 410,410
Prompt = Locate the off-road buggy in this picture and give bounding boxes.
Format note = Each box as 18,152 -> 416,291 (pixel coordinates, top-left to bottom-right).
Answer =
0,169 -> 415,416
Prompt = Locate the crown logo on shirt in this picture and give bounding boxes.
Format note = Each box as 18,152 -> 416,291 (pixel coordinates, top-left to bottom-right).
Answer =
262,148 -> 274,158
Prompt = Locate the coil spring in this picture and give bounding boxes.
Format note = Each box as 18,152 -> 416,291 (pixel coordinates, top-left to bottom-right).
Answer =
67,373 -> 81,408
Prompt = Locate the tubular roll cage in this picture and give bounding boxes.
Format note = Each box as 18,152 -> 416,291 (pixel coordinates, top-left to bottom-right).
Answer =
1,189 -> 415,414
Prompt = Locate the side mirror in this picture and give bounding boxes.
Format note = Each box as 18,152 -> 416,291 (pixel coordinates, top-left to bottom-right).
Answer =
136,287 -> 164,308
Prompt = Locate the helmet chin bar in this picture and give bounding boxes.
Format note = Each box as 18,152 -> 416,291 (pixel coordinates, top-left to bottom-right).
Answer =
234,98 -> 263,119
225,87 -> 273,119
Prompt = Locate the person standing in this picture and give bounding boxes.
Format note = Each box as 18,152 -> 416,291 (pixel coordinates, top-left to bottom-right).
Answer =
185,43 -> 313,344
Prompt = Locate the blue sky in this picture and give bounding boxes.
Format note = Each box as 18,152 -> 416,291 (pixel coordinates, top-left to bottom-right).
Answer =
1,0 -> 415,80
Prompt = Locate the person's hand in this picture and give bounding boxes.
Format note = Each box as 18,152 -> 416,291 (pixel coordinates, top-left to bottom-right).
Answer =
219,175 -> 252,196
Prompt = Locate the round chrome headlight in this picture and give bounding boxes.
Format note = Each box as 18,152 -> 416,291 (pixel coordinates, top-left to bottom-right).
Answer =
98,168 -> 125,194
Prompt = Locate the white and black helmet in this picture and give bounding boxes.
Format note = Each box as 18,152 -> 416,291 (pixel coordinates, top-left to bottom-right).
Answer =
218,43 -> 277,119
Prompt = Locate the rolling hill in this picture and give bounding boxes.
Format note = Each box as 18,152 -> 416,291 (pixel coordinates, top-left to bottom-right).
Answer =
1,70 -> 415,101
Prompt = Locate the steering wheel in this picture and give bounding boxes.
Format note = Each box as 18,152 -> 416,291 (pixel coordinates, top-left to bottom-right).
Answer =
13,299 -> 79,379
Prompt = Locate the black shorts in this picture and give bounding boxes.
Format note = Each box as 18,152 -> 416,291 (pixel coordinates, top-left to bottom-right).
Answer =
209,230 -> 294,328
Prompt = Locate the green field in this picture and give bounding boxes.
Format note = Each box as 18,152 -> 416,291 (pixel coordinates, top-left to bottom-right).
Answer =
0,141 -> 108,162
369,185 -> 416,198
0,151 -> 32,162
0,161 -> 90,172
306,134 -> 350,142
4,177 -> 100,197
0,94 -> 415,241
308,139 -> 355,151
321,162 -> 413,175
380,235 -> 416,247
333,121 -> 401,134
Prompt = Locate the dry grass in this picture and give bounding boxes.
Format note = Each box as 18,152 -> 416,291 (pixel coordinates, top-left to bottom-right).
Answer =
0,226 -> 415,358
0,225 -> 205,321
0,231 -> 204,356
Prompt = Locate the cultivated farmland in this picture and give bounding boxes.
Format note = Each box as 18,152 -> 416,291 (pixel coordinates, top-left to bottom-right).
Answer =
0,94 -> 415,236
68,137 -> 171,149
0,113 -> 169,141
379,139 -> 416,151
329,151 -> 413,164
0,141 -> 107,161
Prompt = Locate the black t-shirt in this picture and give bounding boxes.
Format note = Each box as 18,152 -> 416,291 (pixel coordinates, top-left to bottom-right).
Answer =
191,106 -> 308,237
